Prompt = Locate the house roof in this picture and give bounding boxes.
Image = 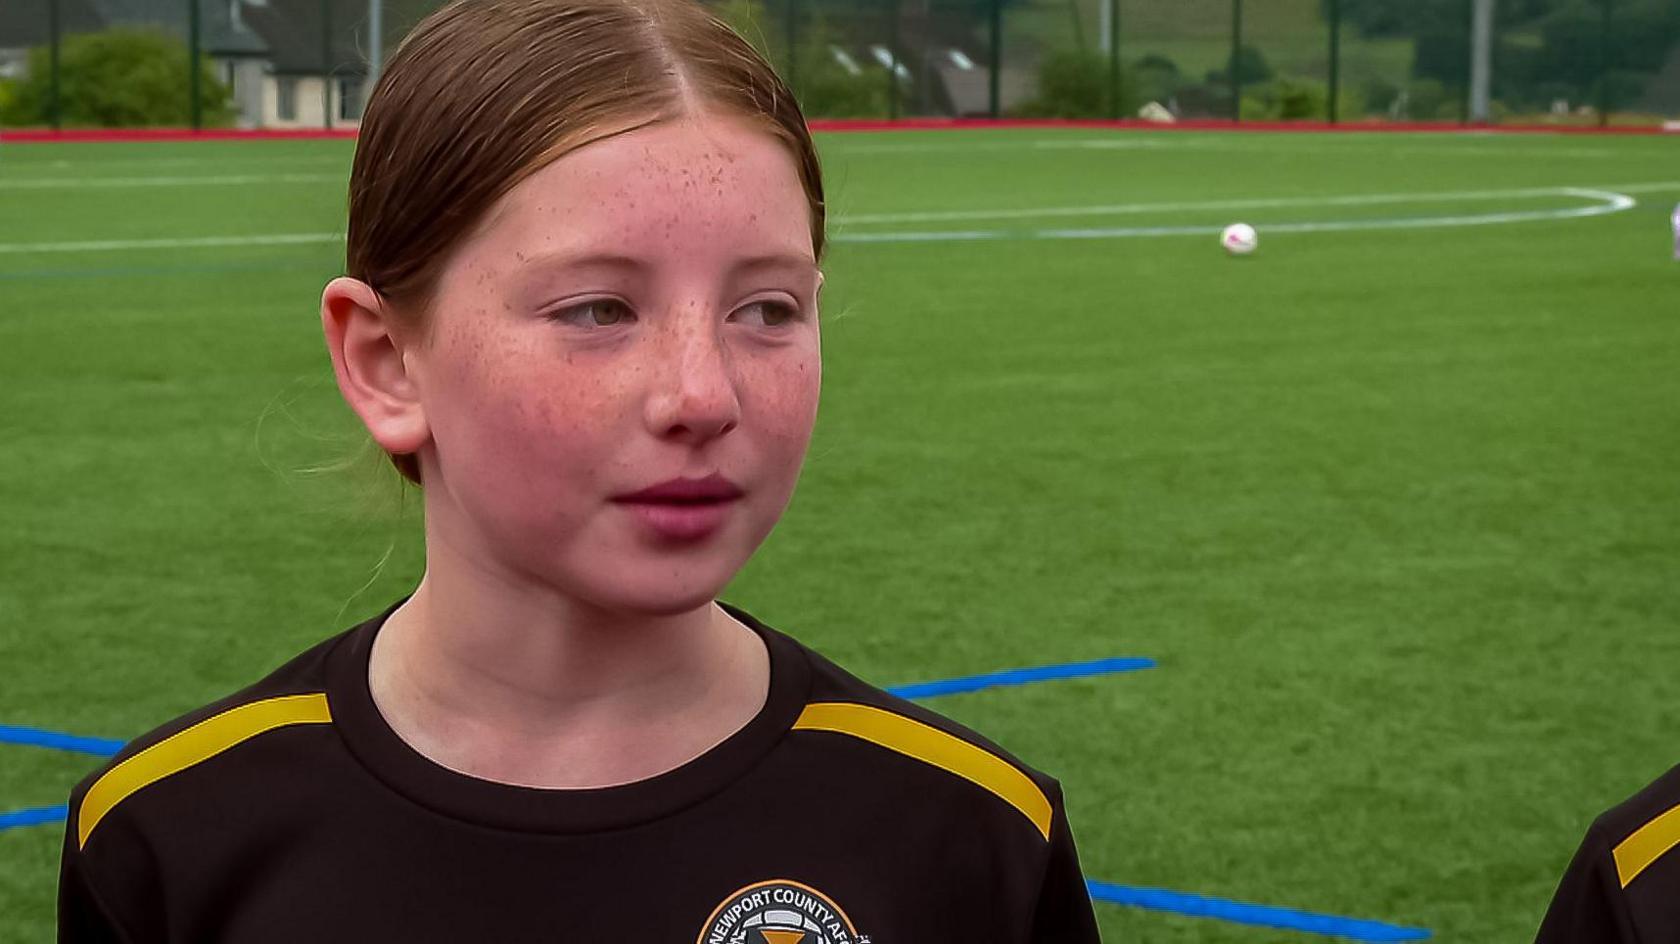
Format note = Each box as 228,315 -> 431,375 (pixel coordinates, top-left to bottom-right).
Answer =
239,0 -> 380,75
0,0 -> 267,57
0,0 -> 107,48
0,0 -> 447,75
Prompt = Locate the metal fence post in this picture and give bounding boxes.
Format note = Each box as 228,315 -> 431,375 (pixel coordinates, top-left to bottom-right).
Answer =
1230,0 -> 1242,122
1598,0 -> 1613,127
1459,0 -> 1470,123
988,0 -> 1001,118
48,0 -> 61,129
188,0 -> 202,129
886,0 -> 900,119
1327,0 -> 1340,123
785,0 -> 799,98
1107,0 -> 1120,119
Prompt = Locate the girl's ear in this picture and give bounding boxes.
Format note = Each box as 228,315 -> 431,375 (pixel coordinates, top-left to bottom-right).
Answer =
320,277 -> 430,458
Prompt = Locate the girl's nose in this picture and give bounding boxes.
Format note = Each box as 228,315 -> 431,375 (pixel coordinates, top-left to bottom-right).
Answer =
643,319 -> 741,446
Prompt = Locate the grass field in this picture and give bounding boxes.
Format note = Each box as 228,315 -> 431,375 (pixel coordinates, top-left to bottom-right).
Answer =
2,126 -> 1678,942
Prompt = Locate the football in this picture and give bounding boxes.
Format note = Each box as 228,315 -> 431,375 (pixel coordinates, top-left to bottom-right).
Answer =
1221,222 -> 1258,256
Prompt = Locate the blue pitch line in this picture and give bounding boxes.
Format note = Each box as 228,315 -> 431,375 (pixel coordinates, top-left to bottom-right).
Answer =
0,725 -> 124,757
0,658 -> 1156,753
1087,881 -> 1431,942
0,656 -> 1154,834
0,805 -> 68,831
0,658 -> 1433,941
886,656 -> 1155,699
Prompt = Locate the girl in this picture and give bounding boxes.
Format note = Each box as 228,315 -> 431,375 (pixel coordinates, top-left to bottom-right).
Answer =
58,0 -> 1102,939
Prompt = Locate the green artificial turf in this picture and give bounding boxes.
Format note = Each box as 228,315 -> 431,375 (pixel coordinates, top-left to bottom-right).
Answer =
2,127 -> 1678,942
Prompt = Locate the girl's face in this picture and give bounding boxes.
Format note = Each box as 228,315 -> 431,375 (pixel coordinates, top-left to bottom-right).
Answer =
408,114 -> 822,616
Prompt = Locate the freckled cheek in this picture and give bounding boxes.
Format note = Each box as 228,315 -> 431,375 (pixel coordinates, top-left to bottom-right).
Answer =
743,350 -> 822,444
436,348 -> 607,457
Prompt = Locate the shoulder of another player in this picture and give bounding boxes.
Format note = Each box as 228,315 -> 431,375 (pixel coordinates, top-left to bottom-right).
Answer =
68,630 -> 351,855
1593,762 -> 1680,893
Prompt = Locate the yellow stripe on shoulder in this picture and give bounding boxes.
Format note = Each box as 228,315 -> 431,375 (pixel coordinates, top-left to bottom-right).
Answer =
792,701 -> 1052,840
1614,801 -> 1680,888
78,692 -> 331,849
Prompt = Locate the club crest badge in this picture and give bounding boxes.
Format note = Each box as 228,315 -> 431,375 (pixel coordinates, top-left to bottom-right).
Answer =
695,879 -> 867,944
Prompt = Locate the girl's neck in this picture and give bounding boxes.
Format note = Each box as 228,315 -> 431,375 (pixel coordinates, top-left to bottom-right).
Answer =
367,564 -> 770,790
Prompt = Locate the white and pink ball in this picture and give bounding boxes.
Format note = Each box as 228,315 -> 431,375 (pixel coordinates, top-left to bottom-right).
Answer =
1220,222 -> 1258,256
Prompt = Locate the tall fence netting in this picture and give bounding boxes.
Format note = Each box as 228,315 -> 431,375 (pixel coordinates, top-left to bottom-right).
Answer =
1,0 -> 1675,128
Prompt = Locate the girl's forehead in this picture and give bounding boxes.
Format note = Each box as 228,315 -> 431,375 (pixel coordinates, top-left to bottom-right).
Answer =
541,120 -> 797,213
473,117 -> 812,268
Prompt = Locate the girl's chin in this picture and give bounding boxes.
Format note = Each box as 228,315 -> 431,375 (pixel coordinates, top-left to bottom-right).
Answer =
564,557 -> 746,616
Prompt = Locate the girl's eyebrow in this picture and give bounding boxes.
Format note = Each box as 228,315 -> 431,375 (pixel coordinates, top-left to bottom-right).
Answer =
517,251 -> 647,274
507,252 -> 647,297
732,253 -> 818,275
515,252 -> 812,273
509,251 -> 816,291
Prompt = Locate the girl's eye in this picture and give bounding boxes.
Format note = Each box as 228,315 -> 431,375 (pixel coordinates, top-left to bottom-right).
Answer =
731,300 -> 800,328
551,298 -> 635,327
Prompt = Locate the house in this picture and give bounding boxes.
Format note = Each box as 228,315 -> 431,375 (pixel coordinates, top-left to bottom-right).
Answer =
0,0 -> 409,128
0,0 -> 269,113
237,0 -> 373,128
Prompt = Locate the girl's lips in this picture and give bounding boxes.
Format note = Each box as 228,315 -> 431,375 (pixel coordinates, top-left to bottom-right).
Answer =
615,497 -> 739,542
614,473 -> 743,503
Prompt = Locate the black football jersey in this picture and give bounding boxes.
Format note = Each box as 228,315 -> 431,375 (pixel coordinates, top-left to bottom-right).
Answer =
1535,764 -> 1680,943
59,601 -> 1102,942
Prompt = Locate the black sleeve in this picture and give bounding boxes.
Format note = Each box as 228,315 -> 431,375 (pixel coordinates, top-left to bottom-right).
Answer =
58,821 -> 137,944
1534,823 -> 1639,944
1028,784 -> 1103,943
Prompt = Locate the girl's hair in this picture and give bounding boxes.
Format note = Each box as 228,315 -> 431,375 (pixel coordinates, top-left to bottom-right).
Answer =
343,0 -> 825,483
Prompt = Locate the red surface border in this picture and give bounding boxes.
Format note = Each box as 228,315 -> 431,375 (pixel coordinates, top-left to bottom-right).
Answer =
0,127 -> 360,143
2,118 -> 1674,144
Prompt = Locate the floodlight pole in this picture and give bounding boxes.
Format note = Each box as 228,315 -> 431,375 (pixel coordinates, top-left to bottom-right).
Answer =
47,0 -> 61,129
188,0 -> 202,130
321,0 -> 333,129
1105,0 -> 1120,119
367,0 -> 382,105
1468,0 -> 1493,124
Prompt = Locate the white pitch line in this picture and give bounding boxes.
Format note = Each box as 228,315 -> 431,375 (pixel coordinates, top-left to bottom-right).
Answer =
0,173 -> 340,189
836,183 -> 1674,225
1593,181 -> 1680,194
0,185 -> 1655,255
821,136 -> 1639,160
826,138 -> 1172,155
0,232 -> 342,254
832,188 -> 1636,244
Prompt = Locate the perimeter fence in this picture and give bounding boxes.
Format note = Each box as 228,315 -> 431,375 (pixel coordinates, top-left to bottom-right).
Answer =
1,0 -> 1676,129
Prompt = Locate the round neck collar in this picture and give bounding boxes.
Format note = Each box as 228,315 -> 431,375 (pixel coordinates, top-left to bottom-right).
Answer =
325,599 -> 812,834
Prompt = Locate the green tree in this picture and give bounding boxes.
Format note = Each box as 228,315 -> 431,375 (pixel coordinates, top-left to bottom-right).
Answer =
1329,0 -> 1572,38
0,78 -> 21,125
713,0 -> 891,118
1206,44 -> 1274,86
9,28 -> 236,127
